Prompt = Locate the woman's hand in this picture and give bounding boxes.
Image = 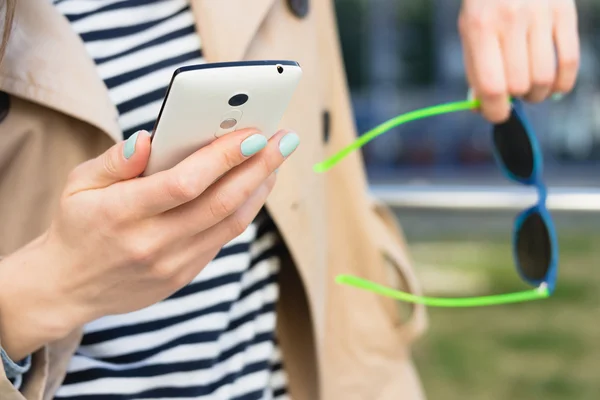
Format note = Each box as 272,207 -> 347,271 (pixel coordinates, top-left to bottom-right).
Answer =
458,0 -> 580,122
0,128 -> 299,360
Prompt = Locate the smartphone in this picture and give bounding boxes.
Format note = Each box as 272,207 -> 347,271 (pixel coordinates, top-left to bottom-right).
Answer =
141,60 -> 303,176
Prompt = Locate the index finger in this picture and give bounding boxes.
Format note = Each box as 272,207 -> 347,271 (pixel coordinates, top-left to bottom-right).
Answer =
460,13 -> 510,122
119,128 -> 266,216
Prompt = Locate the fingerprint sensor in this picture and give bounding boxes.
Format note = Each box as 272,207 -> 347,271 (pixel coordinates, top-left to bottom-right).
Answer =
220,118 -> 237,129
216,109 -> 243,138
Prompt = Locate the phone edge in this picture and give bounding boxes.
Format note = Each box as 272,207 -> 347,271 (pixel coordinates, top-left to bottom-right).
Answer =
150,60 -> 301,139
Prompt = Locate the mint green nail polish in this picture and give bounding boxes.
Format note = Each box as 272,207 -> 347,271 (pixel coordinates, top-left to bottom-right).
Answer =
123,131 -> 141,159
241,134 -> 267,156
552,93 -> 564,102
279,132 -> 300,157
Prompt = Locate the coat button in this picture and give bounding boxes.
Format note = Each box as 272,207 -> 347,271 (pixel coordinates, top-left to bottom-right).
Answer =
0,92 -> 10,123
287,0 -> 309,18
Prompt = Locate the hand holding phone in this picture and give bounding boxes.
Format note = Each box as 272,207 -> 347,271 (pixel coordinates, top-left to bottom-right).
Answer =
0,124 -> 300,361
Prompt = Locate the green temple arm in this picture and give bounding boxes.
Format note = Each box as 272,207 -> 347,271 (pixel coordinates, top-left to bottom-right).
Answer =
314,99 -> 481,173
336,274 -> 550,307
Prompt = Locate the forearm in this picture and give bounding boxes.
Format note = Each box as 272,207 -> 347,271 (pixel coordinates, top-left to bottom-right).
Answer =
0,235 -> 74,361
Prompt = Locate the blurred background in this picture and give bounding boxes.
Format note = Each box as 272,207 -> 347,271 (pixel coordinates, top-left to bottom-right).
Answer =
333,0 -> 600,399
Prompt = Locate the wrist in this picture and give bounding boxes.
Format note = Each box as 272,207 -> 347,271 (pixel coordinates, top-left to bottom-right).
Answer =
0,234 -> 79,361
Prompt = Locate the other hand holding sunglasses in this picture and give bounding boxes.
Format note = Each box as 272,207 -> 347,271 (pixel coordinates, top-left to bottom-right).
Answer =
315,97 -> 558,307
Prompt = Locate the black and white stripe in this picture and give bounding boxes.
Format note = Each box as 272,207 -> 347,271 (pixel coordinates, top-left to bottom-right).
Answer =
56,0 -> 203,139
52,1 -> 288,398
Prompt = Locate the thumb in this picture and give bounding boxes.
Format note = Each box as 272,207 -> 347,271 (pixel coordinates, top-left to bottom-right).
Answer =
66,130 -> 152,194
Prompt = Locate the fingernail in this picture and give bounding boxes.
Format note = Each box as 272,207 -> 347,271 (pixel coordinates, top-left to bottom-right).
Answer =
279,132 -> 300,157
241,134 -> 267,157
123,131 -> 141,159
275,168 -> 279,174
552,92 -> 564,102
467,88 -> 476,101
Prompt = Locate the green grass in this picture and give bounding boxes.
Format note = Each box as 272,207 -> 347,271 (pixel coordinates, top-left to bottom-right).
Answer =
410,231 -> 600,400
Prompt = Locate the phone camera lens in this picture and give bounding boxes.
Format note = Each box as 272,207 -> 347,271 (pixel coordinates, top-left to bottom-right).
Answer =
228,93 -> 248,107
276,65 -> 284,74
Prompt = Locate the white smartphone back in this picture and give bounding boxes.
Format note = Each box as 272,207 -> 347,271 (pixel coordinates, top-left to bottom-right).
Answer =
142,60 -> 302,176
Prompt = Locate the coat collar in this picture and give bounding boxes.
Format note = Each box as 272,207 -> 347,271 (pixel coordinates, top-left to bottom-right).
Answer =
189,0 -> 277,63
0,0 -> 278,142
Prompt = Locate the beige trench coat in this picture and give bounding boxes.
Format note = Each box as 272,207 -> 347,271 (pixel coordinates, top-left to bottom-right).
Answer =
0,0 -> 428,398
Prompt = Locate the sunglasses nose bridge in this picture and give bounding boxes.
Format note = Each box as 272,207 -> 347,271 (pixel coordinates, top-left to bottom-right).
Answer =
537,183 -> 548,204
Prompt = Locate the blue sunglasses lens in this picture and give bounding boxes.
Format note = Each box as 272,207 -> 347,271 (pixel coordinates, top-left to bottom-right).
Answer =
493,109 -> 534,180
516,211 -> 552,282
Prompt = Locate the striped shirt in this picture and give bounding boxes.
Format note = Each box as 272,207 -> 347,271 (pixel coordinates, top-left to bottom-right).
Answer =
50,1 -> 289,398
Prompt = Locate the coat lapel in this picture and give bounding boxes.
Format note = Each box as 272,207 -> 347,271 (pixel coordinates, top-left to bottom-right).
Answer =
191,0 -> 329,347
190,0 -> 277,62
0,0 -> 122,143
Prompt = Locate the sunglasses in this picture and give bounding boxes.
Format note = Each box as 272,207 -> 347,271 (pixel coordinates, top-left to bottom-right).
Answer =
315,97 -> 558,307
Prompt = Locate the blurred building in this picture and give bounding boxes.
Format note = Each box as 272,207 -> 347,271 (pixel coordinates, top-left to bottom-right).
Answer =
335,0 -> 600,187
